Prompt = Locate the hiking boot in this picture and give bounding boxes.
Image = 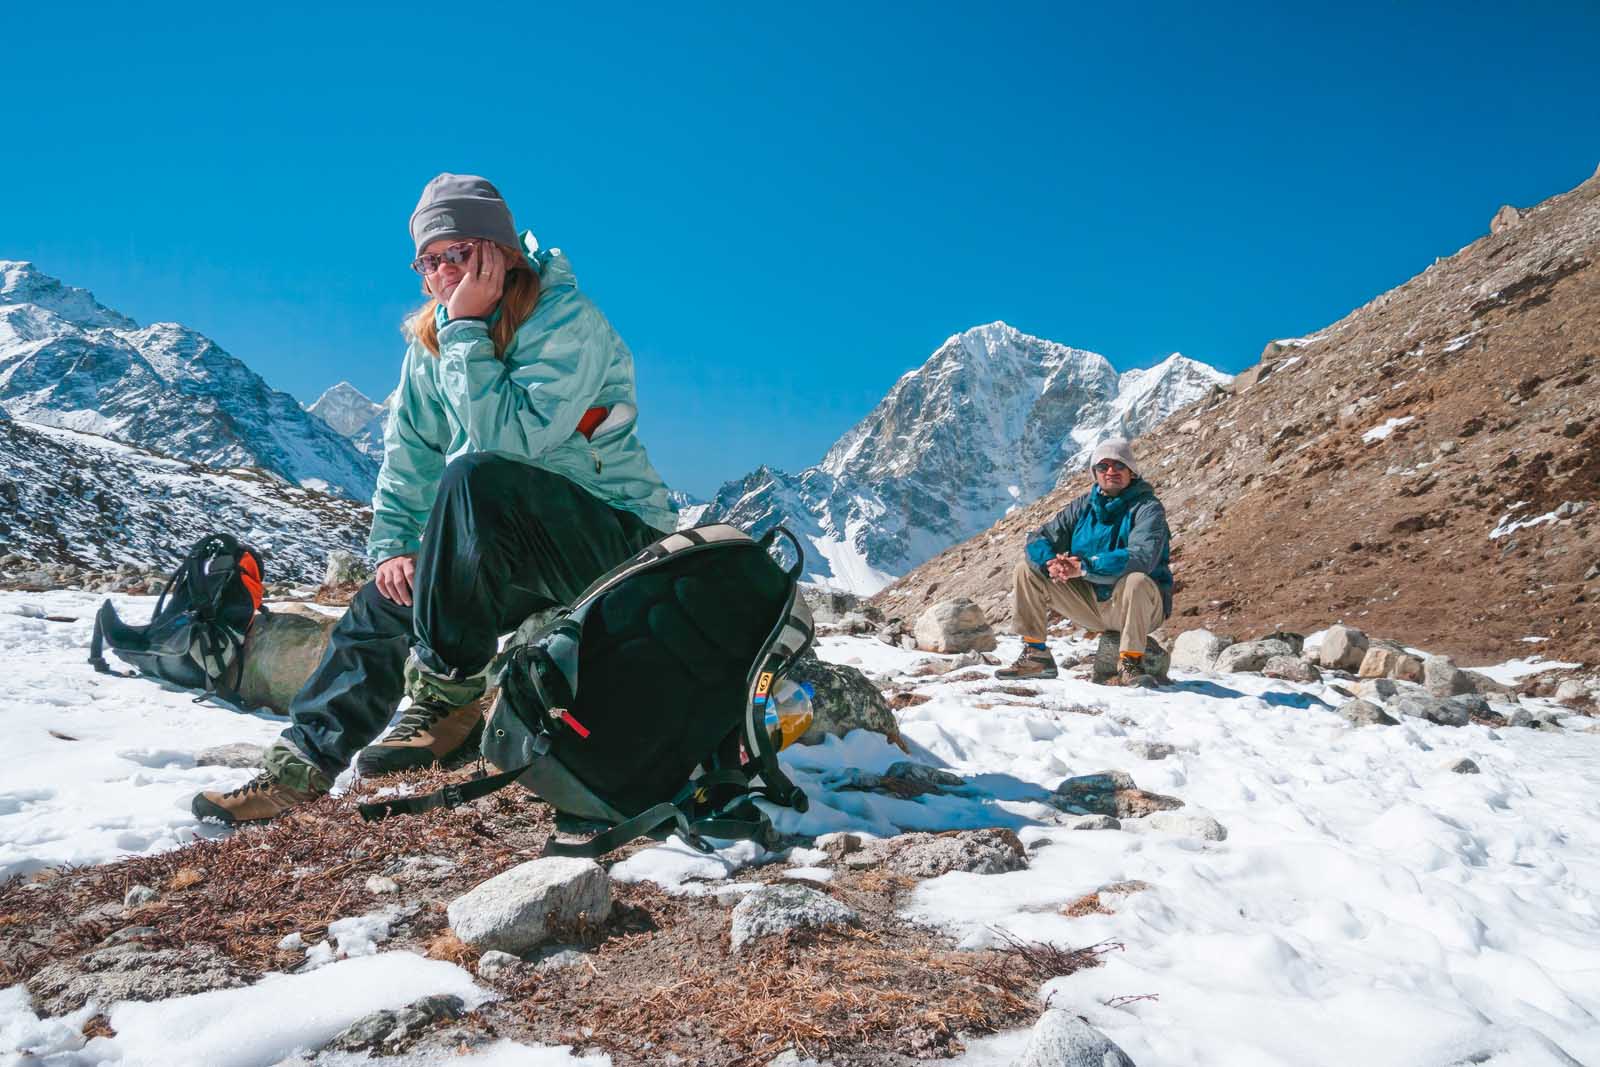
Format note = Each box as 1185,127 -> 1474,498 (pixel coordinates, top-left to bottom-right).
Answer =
1102,654 -> 1159,689
192,742 -> 330,825
997,648 -> 1058,680
355,653 -> 489,777
1094,634 -> 1171,685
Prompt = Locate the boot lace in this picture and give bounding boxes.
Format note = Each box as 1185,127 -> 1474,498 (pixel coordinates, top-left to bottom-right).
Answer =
222,773 -> 275,799
387,698 -> 452,742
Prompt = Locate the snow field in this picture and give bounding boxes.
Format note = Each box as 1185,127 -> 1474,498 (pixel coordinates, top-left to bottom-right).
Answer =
3,591 -> 1598,1064
1,592 -> 292,880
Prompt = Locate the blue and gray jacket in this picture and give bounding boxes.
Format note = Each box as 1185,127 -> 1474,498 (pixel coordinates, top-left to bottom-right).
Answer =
1024,479 -> 1174,616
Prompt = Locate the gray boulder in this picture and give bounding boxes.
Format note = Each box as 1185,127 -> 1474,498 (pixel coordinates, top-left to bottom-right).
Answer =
788,654 -> 901,746
1215,638 -> 1294,673
881,828 -> 1028,878
447,857 -> 611,955
1358,647 -> 1424,682
238,610 -> 337,714
1423,656 -> 1477,698
1130,811 -> 1228,841
1445,758 -> 1481,774
802,587 -> 864,627
1315,625 -> 1370,671
1170,629 -> 1232,671
1070,814 -> 1121,831
1337,699 -> 1396,727
823,762 -> 975,799
1017,1010 -> 1137,1067
327,994 -> 464,1053
1392,692 -> 1469,727
1263,656 -> 1321,683
1444,694 -> 1491,720
730,884 -> 860,952
1053,770 -> 1183,819
913,598 -> 998,653
1257,631 -> 1306,655
1554,679 -> 1595,705
1124,740 -> 1176,761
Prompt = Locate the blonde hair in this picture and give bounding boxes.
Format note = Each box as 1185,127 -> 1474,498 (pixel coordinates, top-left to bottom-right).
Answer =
408,242 -> 541,358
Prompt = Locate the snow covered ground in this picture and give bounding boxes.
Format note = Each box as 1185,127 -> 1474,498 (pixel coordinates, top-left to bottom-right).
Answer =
3,590 -> 1599,1065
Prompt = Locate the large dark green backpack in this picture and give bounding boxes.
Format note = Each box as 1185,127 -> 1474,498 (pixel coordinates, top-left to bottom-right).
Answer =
360,524 -> 815,857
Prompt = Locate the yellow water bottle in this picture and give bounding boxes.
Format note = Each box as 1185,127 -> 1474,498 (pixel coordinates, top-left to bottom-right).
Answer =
764,679 -> 814,751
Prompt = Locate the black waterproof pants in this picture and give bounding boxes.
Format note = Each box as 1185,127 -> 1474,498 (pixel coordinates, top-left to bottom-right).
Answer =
280,454 -> 664,779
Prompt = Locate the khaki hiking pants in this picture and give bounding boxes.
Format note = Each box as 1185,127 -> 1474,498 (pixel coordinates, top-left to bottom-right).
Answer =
1012,561 -> 1166,655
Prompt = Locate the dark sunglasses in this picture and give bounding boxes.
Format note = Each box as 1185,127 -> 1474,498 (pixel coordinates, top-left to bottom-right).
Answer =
1093,460 -> 1130,474
410,241 -> 477,276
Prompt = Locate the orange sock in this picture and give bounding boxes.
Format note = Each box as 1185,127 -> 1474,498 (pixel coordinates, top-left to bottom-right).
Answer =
1120,651 -> 1143,661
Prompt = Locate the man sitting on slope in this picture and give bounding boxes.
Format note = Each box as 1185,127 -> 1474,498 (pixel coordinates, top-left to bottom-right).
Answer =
997,437 -> 1173,687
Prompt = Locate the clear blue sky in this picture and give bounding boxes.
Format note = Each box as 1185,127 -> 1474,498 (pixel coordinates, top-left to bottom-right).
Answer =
5,2 -> 1597,498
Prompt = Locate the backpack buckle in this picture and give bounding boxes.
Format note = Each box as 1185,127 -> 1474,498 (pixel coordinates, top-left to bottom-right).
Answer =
441,783 -> 465,808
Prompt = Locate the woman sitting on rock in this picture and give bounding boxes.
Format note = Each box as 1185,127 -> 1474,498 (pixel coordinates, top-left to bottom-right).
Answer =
194,174 -> 676,824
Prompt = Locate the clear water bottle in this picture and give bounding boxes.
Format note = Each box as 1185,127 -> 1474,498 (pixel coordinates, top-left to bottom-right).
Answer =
763,679 -> 814,752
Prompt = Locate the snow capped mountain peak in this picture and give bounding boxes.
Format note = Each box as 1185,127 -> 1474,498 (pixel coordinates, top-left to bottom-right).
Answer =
700,324 -> 1227,593
307,381 -> 387,438
0,261 -> 138,331
0,264 -> 378,500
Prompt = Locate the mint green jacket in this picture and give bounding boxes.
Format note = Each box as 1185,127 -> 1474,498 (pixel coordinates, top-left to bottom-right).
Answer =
368,240 -> 676,560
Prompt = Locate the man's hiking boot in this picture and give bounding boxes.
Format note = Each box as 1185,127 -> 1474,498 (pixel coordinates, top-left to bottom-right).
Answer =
997,648 -> 1058,680
1093,633 -> 1172,686
191,742 -> 330,825
1103,654 -> 1160,689
355,652 -> 489,777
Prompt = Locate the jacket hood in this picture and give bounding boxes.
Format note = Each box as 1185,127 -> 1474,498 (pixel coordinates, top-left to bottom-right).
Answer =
523,231 -> 577,292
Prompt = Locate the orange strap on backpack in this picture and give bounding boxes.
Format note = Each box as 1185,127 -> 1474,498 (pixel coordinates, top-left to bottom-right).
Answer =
238,552 -> 264,612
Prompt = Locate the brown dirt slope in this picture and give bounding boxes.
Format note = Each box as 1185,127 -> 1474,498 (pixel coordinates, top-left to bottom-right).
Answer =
875,170 -> 1600,665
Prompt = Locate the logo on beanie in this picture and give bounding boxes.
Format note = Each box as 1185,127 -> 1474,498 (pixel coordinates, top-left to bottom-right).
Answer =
424,213 -> 456,234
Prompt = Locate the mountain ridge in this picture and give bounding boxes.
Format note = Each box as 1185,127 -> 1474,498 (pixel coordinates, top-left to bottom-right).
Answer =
697,320 -> 1229,592
0,262 -> 379,500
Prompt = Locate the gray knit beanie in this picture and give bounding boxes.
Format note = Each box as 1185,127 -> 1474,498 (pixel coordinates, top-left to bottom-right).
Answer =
409,173 -> 519,255
1089,437 -> 1139,477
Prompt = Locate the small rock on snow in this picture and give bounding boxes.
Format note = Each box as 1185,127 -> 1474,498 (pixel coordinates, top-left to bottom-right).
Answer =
1017,1009 -> 1138,1067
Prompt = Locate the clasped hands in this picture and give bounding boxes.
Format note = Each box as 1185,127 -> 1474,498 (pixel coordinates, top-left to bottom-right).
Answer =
1046,553 -> 1085,584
